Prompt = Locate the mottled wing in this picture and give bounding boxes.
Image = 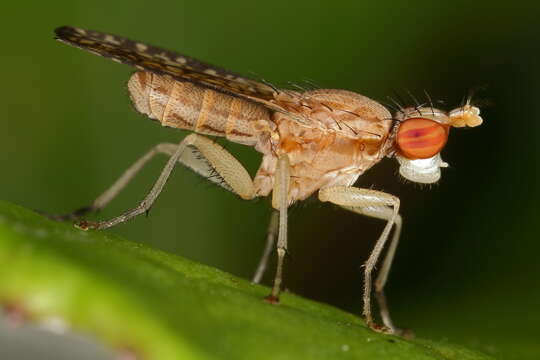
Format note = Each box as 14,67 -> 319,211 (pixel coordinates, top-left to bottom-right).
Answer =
54,26 -> 304,121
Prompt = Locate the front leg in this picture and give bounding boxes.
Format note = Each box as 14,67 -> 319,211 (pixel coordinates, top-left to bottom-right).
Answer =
319,186 -> 401,334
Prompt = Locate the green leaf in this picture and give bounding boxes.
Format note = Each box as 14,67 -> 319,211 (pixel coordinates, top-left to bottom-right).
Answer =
0,201 -> 493,360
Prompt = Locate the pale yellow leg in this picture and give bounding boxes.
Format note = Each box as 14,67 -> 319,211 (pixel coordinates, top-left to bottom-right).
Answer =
252,210 -> 279,284
48,142 -> 180,221
266,155 -> 291,302
319,186 -> 401,334
76,134 -> 256,230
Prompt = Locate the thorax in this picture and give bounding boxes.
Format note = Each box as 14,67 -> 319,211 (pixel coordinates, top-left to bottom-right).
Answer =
253,89 -> 394,203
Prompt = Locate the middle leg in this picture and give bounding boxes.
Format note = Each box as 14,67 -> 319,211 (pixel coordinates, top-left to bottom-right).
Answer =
265,154 -> 291,302
252,209 -> 279,284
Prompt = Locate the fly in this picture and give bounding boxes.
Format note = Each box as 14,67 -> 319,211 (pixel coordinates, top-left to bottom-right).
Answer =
52,26 -> 483,335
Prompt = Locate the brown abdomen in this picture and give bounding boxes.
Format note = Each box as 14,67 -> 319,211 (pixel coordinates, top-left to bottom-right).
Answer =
128,71 -> 270,146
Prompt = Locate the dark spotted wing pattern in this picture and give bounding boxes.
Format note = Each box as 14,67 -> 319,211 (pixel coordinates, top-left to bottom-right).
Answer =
54,26 -> 279,101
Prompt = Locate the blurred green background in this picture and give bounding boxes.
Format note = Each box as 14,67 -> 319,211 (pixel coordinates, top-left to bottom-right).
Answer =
2,1 -> 539,359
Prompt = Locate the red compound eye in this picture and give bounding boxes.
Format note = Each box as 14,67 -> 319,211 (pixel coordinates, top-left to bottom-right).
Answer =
396,118 -> 449,159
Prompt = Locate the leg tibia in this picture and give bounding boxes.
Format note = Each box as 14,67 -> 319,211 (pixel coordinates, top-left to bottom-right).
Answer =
76,134 -> 256,230
267,155 -> 290,301
252,210 -> 279,284
319,186 -> 401,334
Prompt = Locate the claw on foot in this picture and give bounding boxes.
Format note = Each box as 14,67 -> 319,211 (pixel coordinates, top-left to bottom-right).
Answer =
367,320 -> 415,339
367,321 -> 392,334
75,220 -> 96,231
263,295 -> 280,304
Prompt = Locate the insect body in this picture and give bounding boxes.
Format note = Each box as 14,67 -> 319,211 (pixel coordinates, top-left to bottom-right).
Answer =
54,26 -> 483,335
129,72 -> 393,202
